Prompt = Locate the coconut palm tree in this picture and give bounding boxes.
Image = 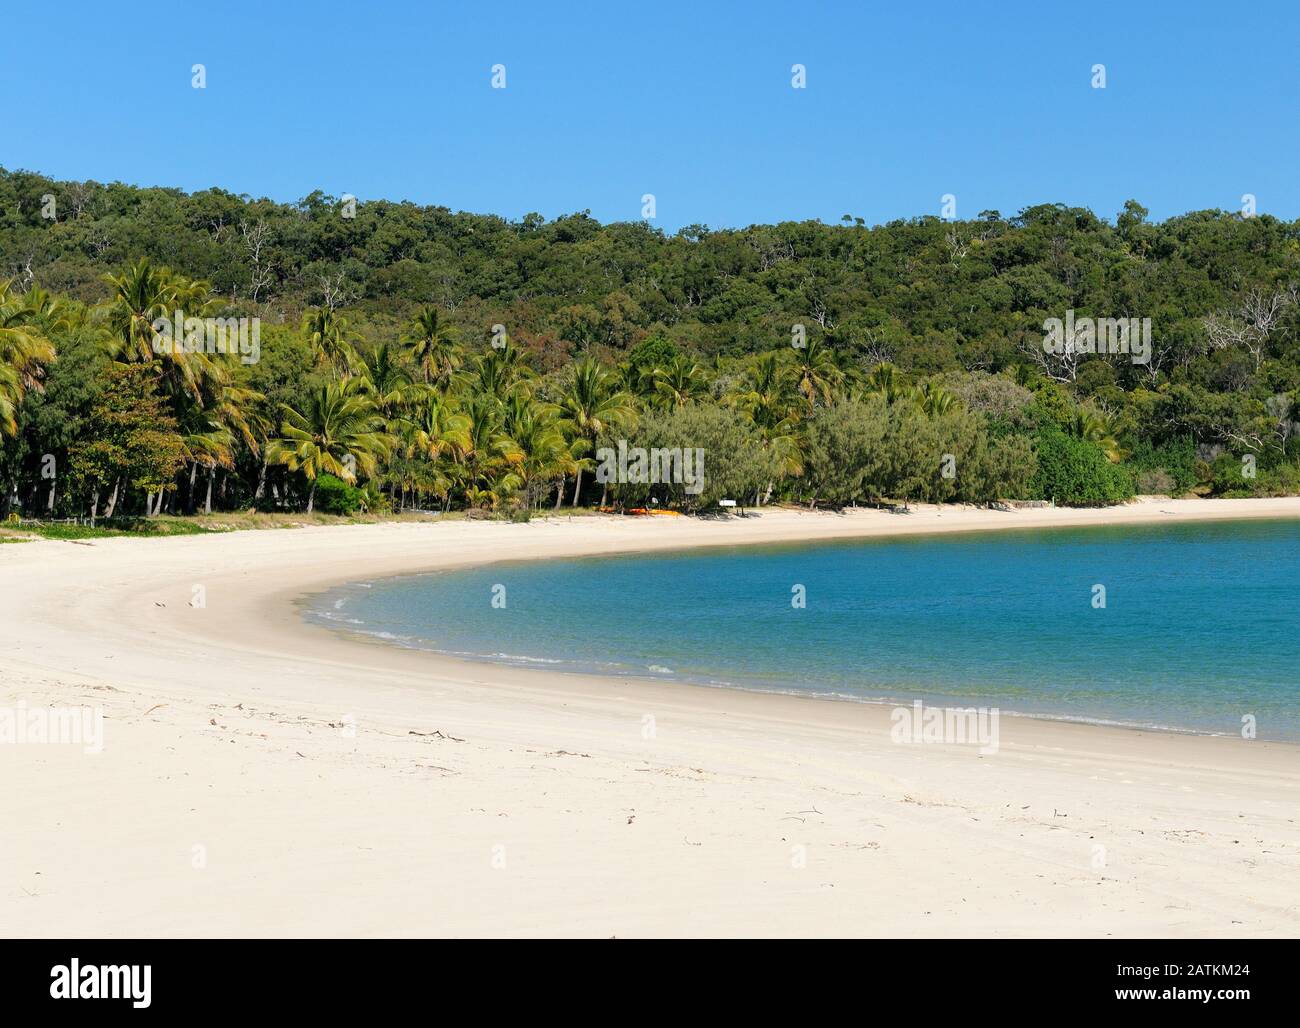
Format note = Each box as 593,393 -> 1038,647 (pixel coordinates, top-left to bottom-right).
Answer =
268,382 -> 388,512
101,260 -> 218,402
861,362 -> 909,405
457,393 -> 523,508
731,351 -> 805,492
357,343 -> 415,421
558,357 -> 636,505
912,380 -> 960,417
408,305 -> 461,390
303,307 -> 358,375
792,337 -> 842,409
502,393 -> 575,509
652,355 -> 709,409
1068,408 -> 1125,463
0,281 -> 57,435
390,391 -> 472,510
471,339 -> 531,401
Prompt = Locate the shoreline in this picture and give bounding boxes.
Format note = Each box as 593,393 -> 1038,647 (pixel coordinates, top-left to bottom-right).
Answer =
303,602 -> 1277,745
4,496 -> 1300,936
293,499 -> 1300,745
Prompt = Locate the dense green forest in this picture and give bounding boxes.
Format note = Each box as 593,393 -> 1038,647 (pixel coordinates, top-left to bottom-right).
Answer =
1,166 -> 1298,520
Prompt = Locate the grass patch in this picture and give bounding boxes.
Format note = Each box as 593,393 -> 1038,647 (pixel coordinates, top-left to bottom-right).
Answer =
0,505 -> 605,541
7,518 -> 211,540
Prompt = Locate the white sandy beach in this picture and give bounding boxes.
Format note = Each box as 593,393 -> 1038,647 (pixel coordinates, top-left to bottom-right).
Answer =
3,497 -> 1300,938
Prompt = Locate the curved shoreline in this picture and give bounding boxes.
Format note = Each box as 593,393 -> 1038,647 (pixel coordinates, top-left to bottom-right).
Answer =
4,497 -> 1300,937
293,504 -> 1300,744
302,585 -> 1261,744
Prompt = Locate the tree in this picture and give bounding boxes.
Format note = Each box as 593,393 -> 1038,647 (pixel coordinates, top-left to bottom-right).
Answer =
793,336 -> 842,409
408,305 -> 461,389
303,307 -> 358,375
502,393 -> 575,509
0,281 -> 57,435
268,382 -> 388,512
651,355 -> 709,410
616,403 -> 782,511
558,357 -> 635,505
67,363 -> 185,520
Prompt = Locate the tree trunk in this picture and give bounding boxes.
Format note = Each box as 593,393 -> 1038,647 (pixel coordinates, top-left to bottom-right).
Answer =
306,479 -> 317,513
255,457 -> 268,501
554,479 -> 564,510
187,462 -> 198,513
204,465 -> 215,515
571,467 -> 584,506
90,486 -> 100,526
104,477 -> 121,518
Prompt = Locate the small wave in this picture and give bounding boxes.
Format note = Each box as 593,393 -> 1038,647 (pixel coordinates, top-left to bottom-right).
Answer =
488,652 -> 566,665
346,629 -> 422,647
315,611 -> 364,626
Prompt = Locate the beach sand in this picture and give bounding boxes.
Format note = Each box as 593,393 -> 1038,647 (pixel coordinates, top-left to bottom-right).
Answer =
3,497 -> 1300,938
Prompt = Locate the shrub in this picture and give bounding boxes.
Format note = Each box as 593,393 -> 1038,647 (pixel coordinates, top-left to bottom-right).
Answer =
1031,427 -> 1133,506
1124,436 -> 1197,495
312,474 -> 364,515
1134,468 -> 1176,495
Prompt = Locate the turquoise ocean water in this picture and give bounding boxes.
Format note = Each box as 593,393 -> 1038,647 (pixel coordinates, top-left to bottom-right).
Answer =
306,519 -> 1300,740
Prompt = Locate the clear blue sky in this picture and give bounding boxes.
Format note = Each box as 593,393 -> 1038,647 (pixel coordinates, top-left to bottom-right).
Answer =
3,0 -> 1297,231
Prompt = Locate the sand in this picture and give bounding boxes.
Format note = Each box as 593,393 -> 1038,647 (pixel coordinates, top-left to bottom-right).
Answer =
2,497 -> 1299,938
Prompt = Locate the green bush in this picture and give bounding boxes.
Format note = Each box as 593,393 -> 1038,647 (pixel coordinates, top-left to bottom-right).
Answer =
313,474 -> 364,515
1124,436 -> 1197,495
1208,453 -> 1300,497
1031,427 -> 1133,506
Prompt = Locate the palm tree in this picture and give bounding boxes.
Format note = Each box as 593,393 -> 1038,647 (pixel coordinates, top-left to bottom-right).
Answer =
652,355 -> 709,409
357,343 -> 414,420
1068,408 -> 1125,463
0,281 -> 57,436
101,259 -> 217,402
502,393 -> 575,509
457,393 -> 522,508
558,357 -> 636,505
861,362 -> 908,405
390,392 -> 472,510
408,305 -> 461,390
303,307 -> 358,375
0,359 -> 23,438
267,382 -> 388,512
471,339 -> 530,401
102,259 -> 173,363
792,337 -> 842,409
731,351 -> 804,494
913,380 -> 960,417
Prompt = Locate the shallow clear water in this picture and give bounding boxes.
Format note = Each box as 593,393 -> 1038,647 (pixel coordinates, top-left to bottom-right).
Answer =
306,518 -> 1300,740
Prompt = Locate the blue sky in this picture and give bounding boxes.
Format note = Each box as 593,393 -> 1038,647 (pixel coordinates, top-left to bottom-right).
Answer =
3,0 -> 1297,230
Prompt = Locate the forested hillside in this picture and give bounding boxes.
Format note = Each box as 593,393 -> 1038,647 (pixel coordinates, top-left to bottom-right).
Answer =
2,167 -> 1298,520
